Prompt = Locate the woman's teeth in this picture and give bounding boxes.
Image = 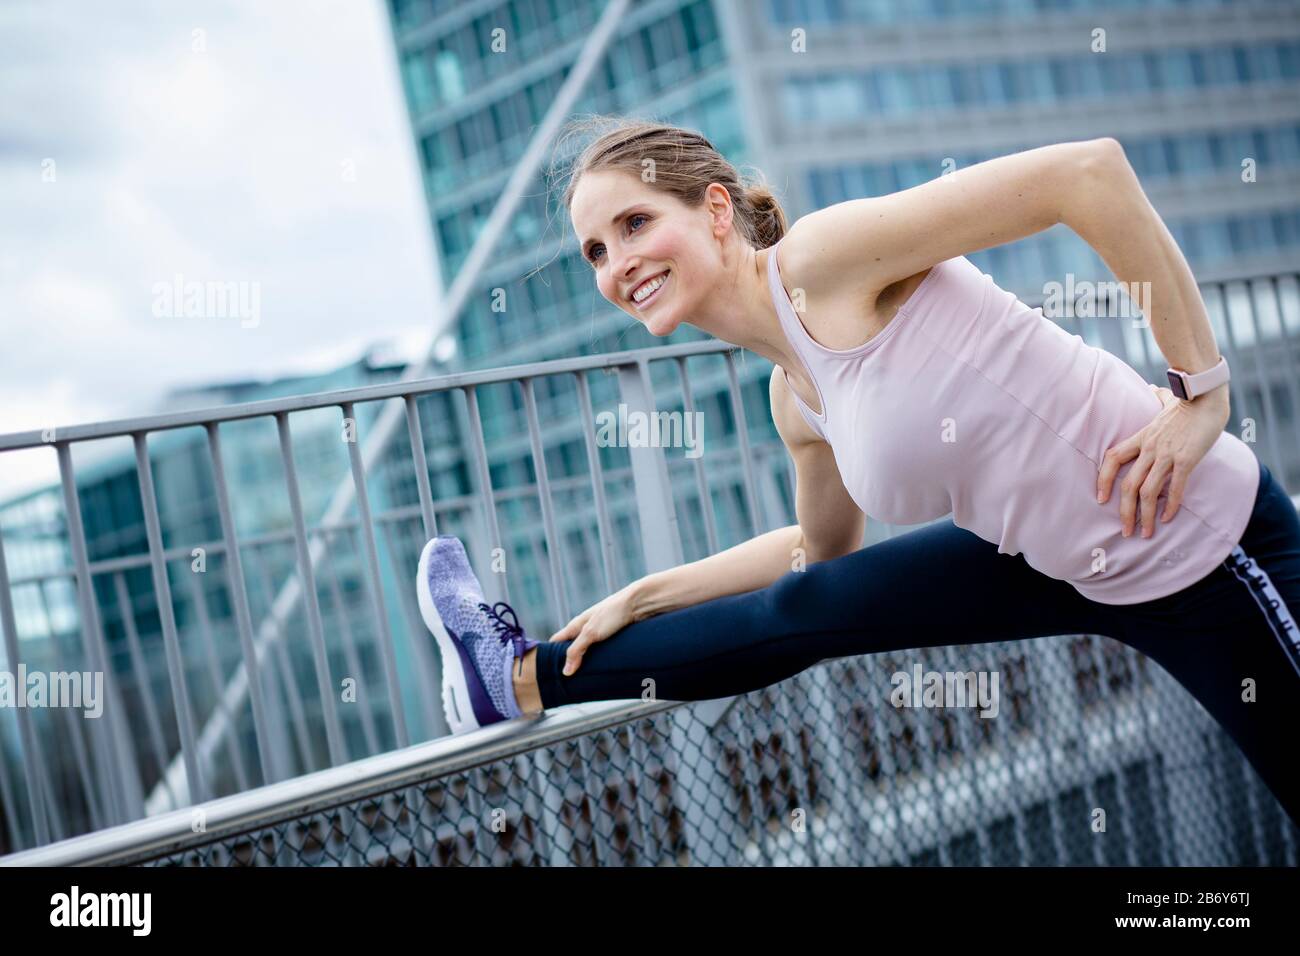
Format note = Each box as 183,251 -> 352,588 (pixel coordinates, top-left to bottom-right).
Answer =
633,271 -> 669,305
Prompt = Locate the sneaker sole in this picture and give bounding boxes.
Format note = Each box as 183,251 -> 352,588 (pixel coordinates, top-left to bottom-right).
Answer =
416,537 -> 480,735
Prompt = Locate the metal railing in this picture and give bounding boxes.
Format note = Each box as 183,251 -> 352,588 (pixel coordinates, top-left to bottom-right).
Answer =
0,337 -> 779,851
2,270 -> 1300,864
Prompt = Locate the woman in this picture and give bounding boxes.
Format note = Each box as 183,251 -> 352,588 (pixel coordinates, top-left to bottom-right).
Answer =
416,119 -> 1300,828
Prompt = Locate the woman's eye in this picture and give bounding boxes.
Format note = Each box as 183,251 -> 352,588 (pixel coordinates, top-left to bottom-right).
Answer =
587,215 -> 647,264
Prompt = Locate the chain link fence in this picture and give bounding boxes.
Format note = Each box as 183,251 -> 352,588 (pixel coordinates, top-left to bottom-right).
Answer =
127,634 -> 1297,867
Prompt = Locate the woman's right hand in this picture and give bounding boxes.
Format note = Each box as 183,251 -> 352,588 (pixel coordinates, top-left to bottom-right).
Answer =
548,584 -> 639,676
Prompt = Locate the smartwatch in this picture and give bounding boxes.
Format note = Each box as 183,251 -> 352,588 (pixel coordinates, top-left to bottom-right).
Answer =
1166,355 -> 1229,401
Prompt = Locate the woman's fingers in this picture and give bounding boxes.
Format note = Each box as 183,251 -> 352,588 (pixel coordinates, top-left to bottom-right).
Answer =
1119,452 -> 1155,537
549,609 -> 589,642
1137,456 -> 1173,538
1097,433 -> 1140,505
563,627 -> 598,676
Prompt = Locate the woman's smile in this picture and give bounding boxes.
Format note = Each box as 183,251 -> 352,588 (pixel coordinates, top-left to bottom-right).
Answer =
631,269 -> 670,309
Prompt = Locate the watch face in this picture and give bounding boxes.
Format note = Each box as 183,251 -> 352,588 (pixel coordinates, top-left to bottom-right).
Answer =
1167,371 -> 1189,400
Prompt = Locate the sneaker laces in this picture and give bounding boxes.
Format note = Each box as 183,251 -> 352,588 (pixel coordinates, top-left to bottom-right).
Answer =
477,600 -> 532,668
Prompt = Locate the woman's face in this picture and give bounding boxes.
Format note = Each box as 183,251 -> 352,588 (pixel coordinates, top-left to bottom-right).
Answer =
570,168 -> 726,337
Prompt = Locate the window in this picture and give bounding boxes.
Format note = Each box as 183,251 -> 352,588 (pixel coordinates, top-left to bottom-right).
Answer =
434,48 -> 465,103
978,61 -> 1009,104
1126,138 -> 1166,178
1173,135 -> 1213,176
1204,46 -> 1239,85
1279,125 -> 1300,164
876,70 -> 915,114
1200,218 -> 1232,260
1250,129 -> 1272,165
1138,52 -> 1162,91
1019,61 -> 1054,103
923,66 -> 954,109
1274,211 -> 1299,248
1278,42 -> 1298,80
1233,47 -> 1253,83
402,51 -> 434,114
1158,50 -> 1194,89
684,0 -> 718,62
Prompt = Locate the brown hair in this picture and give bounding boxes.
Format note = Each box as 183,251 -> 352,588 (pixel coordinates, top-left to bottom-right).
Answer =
553,116 -> 788,251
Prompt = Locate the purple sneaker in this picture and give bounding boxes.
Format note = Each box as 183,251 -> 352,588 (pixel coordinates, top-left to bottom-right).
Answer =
416,534 -> 541,734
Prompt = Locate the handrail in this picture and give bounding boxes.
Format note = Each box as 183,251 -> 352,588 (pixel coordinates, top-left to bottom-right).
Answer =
0,699 -> 684,867
0,338 -> 730,453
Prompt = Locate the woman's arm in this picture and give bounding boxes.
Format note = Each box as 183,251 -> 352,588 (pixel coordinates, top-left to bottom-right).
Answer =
781,137 -> 1110,303
628,523 -> 806,621
1067,139 -> 1231,536
550,369 -> 864,675
630,368 -> 864,619
548,523 -> 808,676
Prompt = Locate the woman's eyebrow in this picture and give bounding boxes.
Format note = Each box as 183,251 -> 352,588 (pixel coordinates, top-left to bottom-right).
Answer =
581,205 -> 643,257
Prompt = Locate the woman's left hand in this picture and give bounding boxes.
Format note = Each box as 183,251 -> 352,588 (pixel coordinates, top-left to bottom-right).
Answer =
1096,383 -> 1230,538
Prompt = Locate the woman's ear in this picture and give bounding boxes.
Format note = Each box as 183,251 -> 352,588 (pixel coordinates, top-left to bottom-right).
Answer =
705,182 -> 734,239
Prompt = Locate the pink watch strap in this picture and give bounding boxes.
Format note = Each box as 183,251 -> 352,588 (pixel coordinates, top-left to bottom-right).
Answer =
1167,355 -> 1229,400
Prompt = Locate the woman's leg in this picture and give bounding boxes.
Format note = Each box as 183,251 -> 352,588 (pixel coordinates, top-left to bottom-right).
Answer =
1106,462 -> 1300,828
530,462 -> 1300,829
532,516 -> 1117,707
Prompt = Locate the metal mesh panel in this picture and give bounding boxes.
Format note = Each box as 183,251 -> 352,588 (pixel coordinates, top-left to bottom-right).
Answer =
135,637 -> 1299,867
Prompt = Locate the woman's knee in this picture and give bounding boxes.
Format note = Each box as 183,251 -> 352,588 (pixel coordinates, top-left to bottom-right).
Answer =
764,564 -> 819,621
763,549 -> 884,630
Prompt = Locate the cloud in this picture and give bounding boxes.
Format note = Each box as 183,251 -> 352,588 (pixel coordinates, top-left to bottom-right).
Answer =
0,0 -> 441,499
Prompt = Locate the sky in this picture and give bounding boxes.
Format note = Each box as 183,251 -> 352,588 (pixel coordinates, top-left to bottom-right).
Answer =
0,0 -> 442,500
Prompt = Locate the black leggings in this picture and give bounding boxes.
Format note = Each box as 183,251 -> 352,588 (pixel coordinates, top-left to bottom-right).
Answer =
536,462 -> 1300,827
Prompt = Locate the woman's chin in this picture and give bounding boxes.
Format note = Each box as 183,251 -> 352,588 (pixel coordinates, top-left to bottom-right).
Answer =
645,313 -> 678,336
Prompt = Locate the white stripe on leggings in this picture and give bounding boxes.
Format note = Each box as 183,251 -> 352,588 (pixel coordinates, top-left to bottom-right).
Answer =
1225,544 -> 1300,679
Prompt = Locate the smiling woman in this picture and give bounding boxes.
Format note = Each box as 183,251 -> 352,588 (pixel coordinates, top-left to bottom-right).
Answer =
411,115 -> 1300,831
554,116 -> 786,337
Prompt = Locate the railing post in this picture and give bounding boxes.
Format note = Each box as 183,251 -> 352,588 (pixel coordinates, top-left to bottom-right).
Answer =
675,357 -> 720,556
341,401 -> 411,751
520,378 -> 569,624
274,412 -> 349,768
0,523 -> 50,846
110,572 -> 180,809
617,362 -> 683,574
574,371 -> 619,594
34,582 -> 100,834
461,386 -> 510,605
205,422 -> 277,788
402,396 -> 439,541
56,442 -> 140,826
723,351 -> 764,537
133,433 -> 208,806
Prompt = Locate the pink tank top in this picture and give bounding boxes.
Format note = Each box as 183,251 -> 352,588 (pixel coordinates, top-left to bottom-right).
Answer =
767,234 -> 1260,605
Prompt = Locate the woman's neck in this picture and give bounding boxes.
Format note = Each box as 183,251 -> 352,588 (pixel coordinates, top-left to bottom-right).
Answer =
688,243 -> 799,374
